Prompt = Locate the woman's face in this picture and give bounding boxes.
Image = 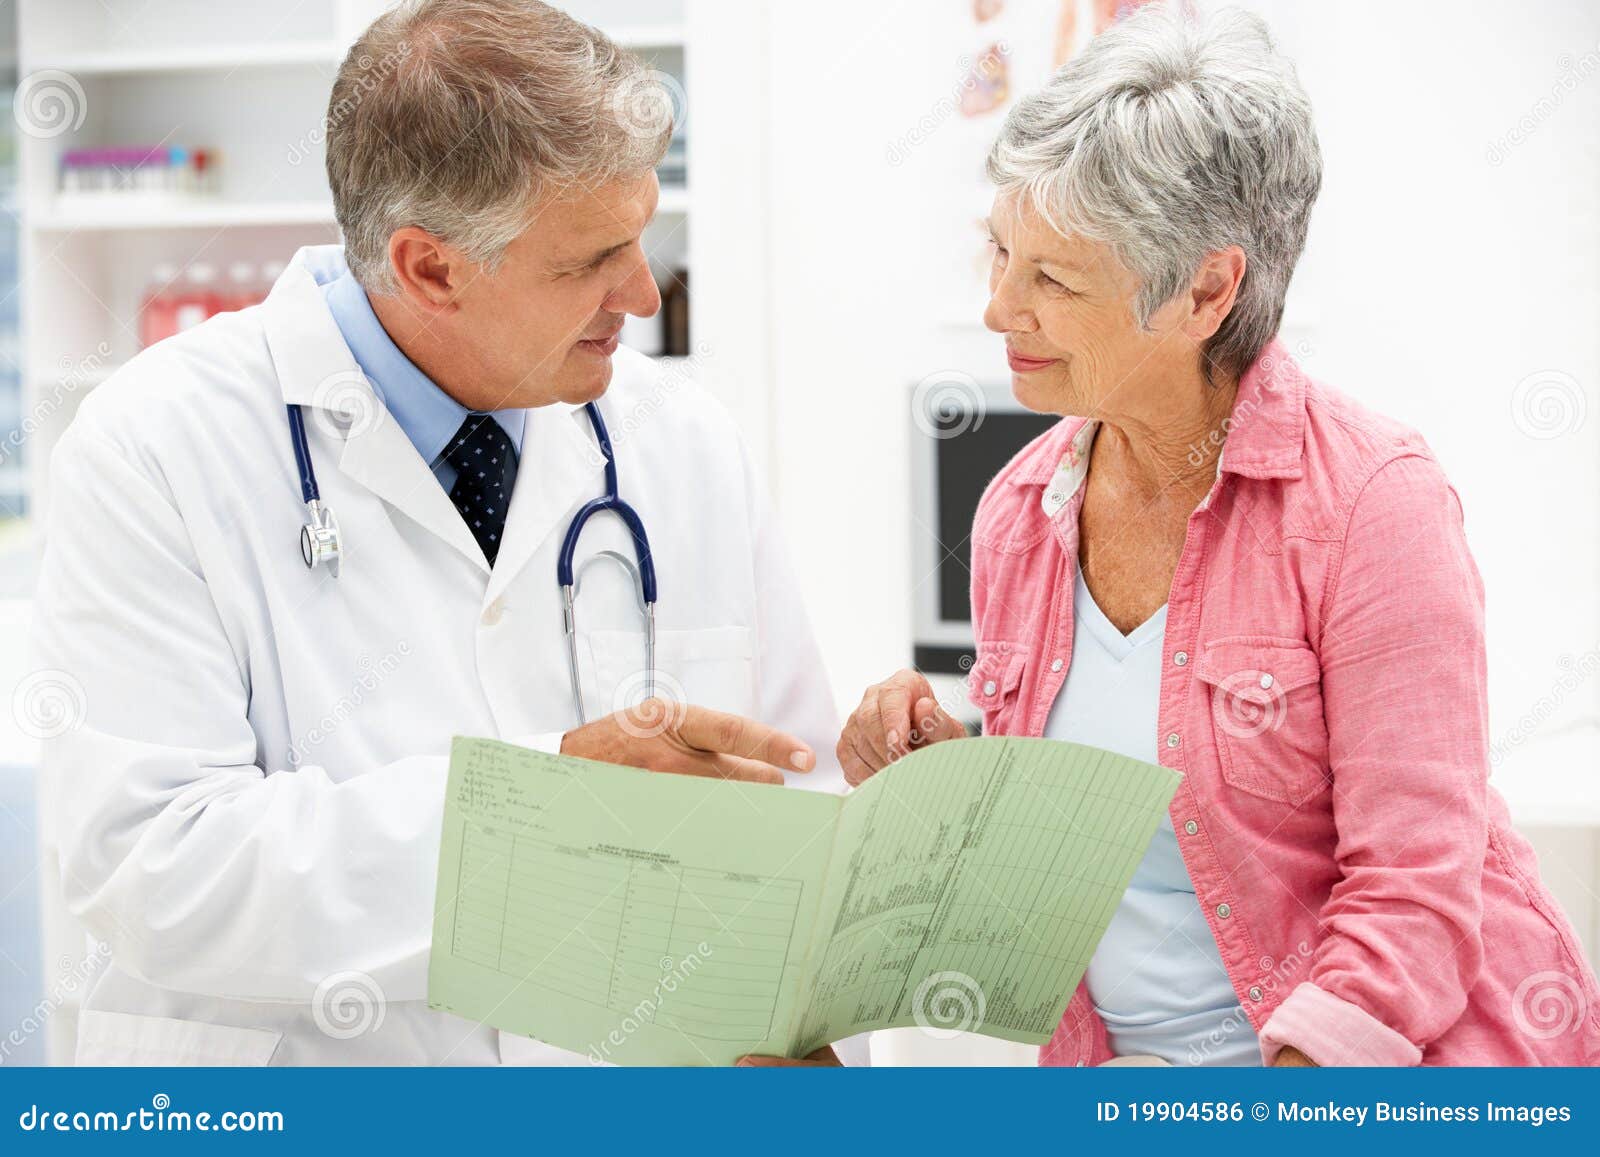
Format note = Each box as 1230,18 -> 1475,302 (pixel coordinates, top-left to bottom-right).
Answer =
983,190 -> 1191,417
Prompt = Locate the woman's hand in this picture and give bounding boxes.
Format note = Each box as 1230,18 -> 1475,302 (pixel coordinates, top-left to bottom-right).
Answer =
837,669 -> 966,786
737,1046 -> 842,1067
1273,1045 -> 1318,1067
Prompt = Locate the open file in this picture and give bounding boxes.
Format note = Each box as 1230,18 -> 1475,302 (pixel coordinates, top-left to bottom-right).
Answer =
428,734 -> 1180,1065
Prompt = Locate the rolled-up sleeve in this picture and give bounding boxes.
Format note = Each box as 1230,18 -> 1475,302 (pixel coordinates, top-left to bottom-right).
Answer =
1260,452 -> 1489,1066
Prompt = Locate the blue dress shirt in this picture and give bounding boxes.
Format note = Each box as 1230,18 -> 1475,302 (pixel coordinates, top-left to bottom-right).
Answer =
321,271 -> 525,494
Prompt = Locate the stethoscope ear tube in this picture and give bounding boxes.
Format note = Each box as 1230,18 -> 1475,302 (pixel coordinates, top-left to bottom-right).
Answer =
560,402 -> 659,723
286,397 -> 654,628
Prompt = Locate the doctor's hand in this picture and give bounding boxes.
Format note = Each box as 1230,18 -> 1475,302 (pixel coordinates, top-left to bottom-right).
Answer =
561,701 -> 815,786
837,669 -> 966,786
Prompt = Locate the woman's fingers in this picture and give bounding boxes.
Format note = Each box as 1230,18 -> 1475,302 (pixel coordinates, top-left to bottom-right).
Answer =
837,670 -> 956,787
837,725 -> 875,786
876,680 -> 916,759
837,708 -> 889,785
911,695 -> 962,745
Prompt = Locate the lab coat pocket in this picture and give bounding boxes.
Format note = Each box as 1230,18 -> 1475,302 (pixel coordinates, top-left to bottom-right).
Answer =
1196,636 -> 1329,806
966,643 -> 1030,736
588,625 -> 757,720
75,1010 -> 282,1066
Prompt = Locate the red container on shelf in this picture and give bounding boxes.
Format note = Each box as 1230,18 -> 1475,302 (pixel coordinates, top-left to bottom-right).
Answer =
138,263 -> 183,348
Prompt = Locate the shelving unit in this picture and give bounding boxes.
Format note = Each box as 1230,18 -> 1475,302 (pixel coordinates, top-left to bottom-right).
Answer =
34,41 -> 347,77
13,0 -> 728,523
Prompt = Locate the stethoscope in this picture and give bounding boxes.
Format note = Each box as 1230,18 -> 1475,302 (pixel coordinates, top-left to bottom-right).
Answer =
286,400 -> 657,723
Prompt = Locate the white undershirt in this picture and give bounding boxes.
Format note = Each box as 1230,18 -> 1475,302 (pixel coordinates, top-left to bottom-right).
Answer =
1042,567 -> 1262,1066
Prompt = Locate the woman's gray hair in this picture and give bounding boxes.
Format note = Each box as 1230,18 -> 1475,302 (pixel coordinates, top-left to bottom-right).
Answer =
326,0 -> 674,293
987,3 -> 1321,380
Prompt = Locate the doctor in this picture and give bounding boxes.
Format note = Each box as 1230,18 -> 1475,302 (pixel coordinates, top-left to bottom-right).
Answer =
32,0 -> 844,1066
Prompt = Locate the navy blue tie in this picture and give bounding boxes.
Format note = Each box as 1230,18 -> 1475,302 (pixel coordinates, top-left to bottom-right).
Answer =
444,414 -> 519,566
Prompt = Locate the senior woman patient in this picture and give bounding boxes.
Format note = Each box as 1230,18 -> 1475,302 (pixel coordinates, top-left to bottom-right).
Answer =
838,5 -> 1600,1067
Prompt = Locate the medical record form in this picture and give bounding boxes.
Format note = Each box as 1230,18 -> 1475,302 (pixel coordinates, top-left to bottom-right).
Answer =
428,734 -> 1179,1065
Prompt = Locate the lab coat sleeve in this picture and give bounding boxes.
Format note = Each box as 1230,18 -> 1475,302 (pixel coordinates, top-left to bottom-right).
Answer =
741,440 -> 843,790
32,425 -> 447,1005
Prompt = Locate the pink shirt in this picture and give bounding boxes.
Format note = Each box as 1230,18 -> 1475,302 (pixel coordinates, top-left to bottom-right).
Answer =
965,339 -> 1600,1066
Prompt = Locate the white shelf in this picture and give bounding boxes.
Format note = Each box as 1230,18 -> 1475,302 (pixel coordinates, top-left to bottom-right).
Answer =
29,199 -> 337,232
13,0 -> 725,530
33,188 -> 679,231
29,41 -> 344,76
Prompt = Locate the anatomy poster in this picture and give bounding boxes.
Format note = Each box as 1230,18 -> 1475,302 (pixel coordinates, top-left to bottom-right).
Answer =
935,0 -> 1175,322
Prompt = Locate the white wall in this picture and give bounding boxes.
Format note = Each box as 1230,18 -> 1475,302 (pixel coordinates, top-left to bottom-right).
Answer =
762,0 -> 1600,781
756,3 -> 1600,1018
767,1 -> 1008,716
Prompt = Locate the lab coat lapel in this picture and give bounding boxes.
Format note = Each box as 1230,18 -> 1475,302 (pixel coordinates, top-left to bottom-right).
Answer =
262,258 -> 490,576
336,408 -> 490,574
484,402 -> 605,605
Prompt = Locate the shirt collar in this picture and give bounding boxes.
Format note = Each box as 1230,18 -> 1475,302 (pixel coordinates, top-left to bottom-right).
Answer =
322,272 -> 526,467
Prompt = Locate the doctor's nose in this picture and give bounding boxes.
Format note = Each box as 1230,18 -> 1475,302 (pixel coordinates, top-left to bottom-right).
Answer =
606,255 -> 662,319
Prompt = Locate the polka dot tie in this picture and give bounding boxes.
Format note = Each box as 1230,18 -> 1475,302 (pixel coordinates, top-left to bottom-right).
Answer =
444,414 -> 519,566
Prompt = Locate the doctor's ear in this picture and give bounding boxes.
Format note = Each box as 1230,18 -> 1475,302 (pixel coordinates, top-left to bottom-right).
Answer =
385,227 -> 468,314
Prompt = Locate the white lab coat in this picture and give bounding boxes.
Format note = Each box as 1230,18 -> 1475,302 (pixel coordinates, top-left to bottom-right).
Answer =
31,245 -> 848,1066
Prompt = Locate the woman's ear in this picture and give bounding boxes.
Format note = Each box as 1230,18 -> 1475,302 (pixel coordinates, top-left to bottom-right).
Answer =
1185,245 -> 1248,342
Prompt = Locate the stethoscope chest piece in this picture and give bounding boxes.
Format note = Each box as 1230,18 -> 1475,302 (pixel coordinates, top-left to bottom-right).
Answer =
300,499 -> 342,578
288,402 -> 343,579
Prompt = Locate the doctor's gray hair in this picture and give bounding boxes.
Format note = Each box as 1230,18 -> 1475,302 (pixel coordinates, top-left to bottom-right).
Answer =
326,0 -> 674,293
986,3 -> 1322,380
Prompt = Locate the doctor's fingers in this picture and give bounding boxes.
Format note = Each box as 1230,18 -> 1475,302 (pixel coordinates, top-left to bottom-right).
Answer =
657,751 -> 786,785
672,706 -> 816,773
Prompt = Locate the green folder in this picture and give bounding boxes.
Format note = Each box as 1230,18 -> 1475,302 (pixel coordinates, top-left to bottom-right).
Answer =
428,734 -> 1179,1065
